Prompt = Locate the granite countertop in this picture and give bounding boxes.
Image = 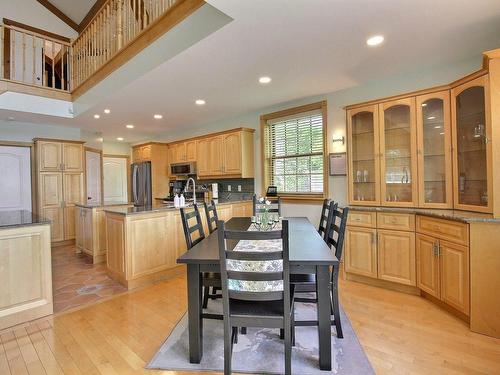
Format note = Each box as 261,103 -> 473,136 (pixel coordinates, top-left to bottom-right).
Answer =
348,206 -> 500,223
0,210 -> 50,228
104,198 -> 252,216
75,202 -> 132,209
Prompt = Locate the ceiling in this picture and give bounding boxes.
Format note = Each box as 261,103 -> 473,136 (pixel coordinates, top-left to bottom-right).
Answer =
4,0 -> 500,142
48,0 -> 97,24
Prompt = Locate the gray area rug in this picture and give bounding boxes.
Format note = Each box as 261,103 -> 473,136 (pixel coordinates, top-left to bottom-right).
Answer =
147,294 -> 374,374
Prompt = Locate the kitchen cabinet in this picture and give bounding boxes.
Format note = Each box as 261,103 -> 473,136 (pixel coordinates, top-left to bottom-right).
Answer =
416,91 -> 453,208
186,140 -> 197,161
451,74 -> 492,213
416,233 -> 441,298
38,141 -> 62,171
208,136 -> 223,175
347,105 -> 380,205
222,132 -> 242,174
378,229 -> 416,286
345,226 -> 378,278
196,138 -> 210,177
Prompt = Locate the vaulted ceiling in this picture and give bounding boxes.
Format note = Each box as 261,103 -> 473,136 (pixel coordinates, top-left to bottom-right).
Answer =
46,0 -> 98,24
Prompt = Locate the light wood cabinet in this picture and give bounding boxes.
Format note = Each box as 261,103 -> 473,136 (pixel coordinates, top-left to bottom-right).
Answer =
35,139 -> 84,243
186,140 -> 197,162
451,75 -> 492,213
347,105 -> 380,205
416,233 -> 441,298
208,136 -> 223,175
416,91 -> 453,208
196,139 -> 210,177
378,229 -> 416,286
222,132 -> 242,174
345,226 -> 378,278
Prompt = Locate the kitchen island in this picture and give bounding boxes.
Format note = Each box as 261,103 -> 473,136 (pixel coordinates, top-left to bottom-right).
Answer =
0,210 -> 52,329
104,199 -> 252,289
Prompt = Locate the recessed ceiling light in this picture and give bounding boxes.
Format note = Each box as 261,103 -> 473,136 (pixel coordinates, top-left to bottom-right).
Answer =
366,35 -> 384,46
97,137 -> 104,142
439,132 -> 444,135
104,109 -> 111,114
116,137 -> 124,141
427,116 -> 436,120
6,116 -> 15,121
195,99 -> 206,105
154,114 -> 163,119
126,124 -> 134,129
434,125 -> 442,129
259,76 -> 272,84
421,103 -> 427,107
94,114 -> 100,119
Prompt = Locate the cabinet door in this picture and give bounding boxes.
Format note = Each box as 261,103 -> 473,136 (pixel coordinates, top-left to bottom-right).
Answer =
379,98 -> 418,206
75,207 -> 84,248
344,226 -> 377,278
378,229 -> 416,286
218,205 -> 233,221
64,206 -> 76,240
82,209 -> 94,253
132,147 -> 142,163
440,240 -> 469,315
63,173 -> 83,240
196,139 -> 210,176
416,234 -> 440,298
42,207 -> 64,242
39,172 -> 62,207
223,132 -> 242,175
451,75 -> 492,213
175,143 -> 186,162
62,143 -> 83,171
38,141 -> 62,171
416,91 -> 453,208
141,145 -> 152,161
347,105 -> 380,205
186,141 -> 197,162
209,136 -> 223,175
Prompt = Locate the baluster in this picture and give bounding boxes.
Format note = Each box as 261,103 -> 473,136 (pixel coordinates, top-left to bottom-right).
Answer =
117,0 -> 123,49
11,30 -> 16,81
32,36 -> 36,85
21,32 -> 26,83
0,26 -> 3,80
61,44 -> 65,90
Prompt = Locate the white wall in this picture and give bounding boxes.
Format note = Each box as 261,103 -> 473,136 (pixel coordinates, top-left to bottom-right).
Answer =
160,55 -> 482,222
0,120 -> 80,142
0,0 -> 77,39
103,141 -> 131,156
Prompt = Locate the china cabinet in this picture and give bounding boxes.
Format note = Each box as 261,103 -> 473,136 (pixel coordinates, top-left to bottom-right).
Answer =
379,98 -> 418,207
347,105 -> 380,205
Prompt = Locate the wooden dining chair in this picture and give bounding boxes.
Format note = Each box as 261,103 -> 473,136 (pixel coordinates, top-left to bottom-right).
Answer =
180,205 -> 221,310
203,200 -> 219,234
318,199 -> 331,238
218,219 -> 294,375
252,194 -> 282,216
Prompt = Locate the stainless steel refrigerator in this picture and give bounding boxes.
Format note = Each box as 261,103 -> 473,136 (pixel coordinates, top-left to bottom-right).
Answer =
131,161 -> 152,206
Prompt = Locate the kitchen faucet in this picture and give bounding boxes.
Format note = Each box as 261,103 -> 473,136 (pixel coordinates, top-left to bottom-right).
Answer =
184,177 -> 196,204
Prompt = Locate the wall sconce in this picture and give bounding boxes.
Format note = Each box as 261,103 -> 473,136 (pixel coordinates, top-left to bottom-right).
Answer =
332,135 -> 345,145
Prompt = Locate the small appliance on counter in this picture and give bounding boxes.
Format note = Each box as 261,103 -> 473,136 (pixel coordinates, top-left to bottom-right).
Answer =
211,183 -> 219,199
266,185 -> 278,197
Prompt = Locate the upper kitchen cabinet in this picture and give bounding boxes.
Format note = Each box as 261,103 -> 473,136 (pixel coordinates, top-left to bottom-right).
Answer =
347,105 -> 380,205
451,74 -> 492,213
196,138 -> 210,177
186,140 -> 197,162
37,140 -> 83,172
62,143 -> 84,171
379,98 -> 418,207
416,91 -> 453,209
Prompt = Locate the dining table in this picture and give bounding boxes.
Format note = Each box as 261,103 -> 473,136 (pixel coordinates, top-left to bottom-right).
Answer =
176,216 -> 339,371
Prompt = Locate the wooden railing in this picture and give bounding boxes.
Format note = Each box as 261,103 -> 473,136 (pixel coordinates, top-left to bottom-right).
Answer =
72,0 -> 178,89
0,24 -> 71,92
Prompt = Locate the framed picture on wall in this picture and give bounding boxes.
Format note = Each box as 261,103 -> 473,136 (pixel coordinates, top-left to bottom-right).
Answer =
329,152 -> 347,176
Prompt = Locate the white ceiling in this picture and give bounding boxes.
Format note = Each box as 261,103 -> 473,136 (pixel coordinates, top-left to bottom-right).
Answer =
4,0 -> 500,142
48,0 -> 97,24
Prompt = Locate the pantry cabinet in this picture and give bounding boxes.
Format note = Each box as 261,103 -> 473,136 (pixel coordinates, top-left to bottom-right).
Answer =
35,139 -> 84,243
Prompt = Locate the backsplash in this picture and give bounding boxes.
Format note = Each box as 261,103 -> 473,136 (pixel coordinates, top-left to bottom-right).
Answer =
197,178 -> 255,200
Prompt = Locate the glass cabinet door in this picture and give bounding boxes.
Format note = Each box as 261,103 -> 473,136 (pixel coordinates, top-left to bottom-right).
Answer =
347,105 -> 380,205
416,91 -> 452,208
379,98 -> 418,206
452,75 -> 492,212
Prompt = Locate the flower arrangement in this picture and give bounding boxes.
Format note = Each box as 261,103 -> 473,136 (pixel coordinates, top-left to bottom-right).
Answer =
251,197 -> 280,231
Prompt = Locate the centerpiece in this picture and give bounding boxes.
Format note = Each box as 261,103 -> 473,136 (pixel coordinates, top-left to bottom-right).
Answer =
251,197 -> 281,231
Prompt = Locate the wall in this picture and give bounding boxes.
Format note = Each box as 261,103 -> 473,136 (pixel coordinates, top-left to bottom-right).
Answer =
0,120 -> 80,142
160,55 -> 482,223
103,141 -> 131,156
0,0 -> 77,39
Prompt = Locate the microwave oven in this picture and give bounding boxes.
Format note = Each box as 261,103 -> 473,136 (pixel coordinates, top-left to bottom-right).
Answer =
170,162 -> 196,175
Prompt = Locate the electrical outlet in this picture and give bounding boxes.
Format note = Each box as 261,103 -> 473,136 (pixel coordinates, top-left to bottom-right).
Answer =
238,185 -> 241,192
227,185 -> 231,192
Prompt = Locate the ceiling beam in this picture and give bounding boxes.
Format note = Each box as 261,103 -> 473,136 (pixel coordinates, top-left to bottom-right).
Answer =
78,0 -> 107,33
36,0 -> 79,32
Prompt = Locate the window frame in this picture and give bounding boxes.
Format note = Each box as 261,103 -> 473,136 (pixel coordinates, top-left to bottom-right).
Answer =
260,100 -> 328,201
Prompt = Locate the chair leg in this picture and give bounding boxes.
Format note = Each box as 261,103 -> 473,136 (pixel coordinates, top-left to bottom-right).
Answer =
291,307 -> 296,347
224,322 -> 233,375
331,285 -> 343,339
232,327 -> 238,344
240,327 -> 247,335
279,329 -> 284,340
202,286 -> 210,309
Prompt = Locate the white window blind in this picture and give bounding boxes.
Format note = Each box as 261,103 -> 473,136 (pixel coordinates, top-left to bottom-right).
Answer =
264,109 -> 324,194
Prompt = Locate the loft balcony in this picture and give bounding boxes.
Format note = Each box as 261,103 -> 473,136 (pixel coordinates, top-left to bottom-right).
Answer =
0,0 -> 231,116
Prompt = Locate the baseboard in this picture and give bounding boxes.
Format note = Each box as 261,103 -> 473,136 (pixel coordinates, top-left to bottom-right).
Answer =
51,239 -> 75,248
346,273 -> 421,295
420,291 -> 470,324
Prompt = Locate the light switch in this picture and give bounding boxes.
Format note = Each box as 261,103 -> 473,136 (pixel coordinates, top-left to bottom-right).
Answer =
238,185 -> 241,192
228,185 -> 231,191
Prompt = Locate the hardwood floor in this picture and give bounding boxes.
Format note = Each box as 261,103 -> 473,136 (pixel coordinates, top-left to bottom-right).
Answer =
0,273 -> 499,375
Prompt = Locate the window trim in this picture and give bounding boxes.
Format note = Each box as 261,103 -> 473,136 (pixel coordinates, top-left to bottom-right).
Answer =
260,100 -> 328,201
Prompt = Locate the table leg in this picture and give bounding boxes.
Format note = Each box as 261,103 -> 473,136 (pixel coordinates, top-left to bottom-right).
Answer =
316,265 -> 331,371
187,264 -> 203,363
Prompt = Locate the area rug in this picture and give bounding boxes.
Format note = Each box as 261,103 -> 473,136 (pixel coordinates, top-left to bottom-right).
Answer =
147,294 -> 374,374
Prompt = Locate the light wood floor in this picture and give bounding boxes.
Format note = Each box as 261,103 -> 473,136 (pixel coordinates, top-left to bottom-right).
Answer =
1,273 -> 499,375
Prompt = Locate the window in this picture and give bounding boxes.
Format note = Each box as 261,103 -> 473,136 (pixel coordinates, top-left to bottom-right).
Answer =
262,101 -> 327,199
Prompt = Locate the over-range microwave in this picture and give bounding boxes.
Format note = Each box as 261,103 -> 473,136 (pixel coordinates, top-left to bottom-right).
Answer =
170,162 -> 196,175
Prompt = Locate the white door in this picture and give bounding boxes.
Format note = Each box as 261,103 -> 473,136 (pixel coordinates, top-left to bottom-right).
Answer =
103,157 -> 128,203
86,150 -> 102,205
0,146 -> 32,211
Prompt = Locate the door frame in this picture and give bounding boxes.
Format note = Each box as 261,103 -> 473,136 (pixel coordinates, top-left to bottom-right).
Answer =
84,147 -> 104,205
0,140 -> 36,212
103,154 -> 131,203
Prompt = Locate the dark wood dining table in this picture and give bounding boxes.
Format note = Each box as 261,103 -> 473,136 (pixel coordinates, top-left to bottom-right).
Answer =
176,216 -> 339,371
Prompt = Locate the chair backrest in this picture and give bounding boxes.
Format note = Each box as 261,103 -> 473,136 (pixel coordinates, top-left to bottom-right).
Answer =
252,194 -> 282,216
203,200 -> 219,234
325,203 -> 349,261
180,204 -> 206,250
218,220 -> 290,304
318,199 -> 331,239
